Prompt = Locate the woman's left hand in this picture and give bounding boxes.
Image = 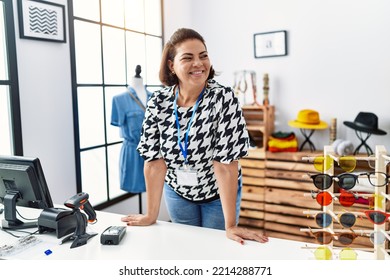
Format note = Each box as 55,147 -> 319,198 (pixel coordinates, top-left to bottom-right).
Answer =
226,226 -> 269,245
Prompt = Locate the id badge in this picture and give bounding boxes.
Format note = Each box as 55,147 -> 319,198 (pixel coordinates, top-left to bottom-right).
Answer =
176,165 -> 198,186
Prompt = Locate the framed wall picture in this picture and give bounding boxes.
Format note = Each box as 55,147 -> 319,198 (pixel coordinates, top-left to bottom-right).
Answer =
254,30 -> 287,58
17,0 -> 66,43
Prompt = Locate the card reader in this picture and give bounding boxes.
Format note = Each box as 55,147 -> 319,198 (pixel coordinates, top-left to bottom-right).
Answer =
100,226 -> 126,245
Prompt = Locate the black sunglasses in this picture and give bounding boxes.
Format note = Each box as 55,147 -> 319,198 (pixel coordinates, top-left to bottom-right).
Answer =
309,172 -> 390,191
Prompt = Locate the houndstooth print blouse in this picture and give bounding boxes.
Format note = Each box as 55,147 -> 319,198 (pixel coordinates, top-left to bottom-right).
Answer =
137,79 -> 249,203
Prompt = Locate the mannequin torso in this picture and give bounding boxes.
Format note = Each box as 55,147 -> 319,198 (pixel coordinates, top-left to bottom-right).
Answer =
130,76 -> 147,106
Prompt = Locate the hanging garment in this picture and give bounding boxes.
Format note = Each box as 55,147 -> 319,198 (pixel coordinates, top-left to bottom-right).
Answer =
111,86 -> 152,193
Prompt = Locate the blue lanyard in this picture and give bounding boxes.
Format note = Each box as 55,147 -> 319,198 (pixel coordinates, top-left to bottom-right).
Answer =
174,86 -> 205,164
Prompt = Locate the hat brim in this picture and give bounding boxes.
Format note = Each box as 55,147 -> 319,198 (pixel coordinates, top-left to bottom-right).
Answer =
288,120 -> 328,130
343,121 -> 387,135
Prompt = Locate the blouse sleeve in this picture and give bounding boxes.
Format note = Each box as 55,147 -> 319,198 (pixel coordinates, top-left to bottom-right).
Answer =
136,95 -> 162,162
213,87 -> 249,164
110,95 -> 124,127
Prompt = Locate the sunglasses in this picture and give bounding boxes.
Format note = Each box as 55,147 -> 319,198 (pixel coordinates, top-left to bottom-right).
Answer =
364,210 -> 390,225
358,172 -> 390,187
311,190 -> 358,207
314,246 -> 357,260
314,212 -> 357,228
369,230 -> 390,245
309,173 -> 363,191
309,228 -> 359,245
312,155 -> 357,173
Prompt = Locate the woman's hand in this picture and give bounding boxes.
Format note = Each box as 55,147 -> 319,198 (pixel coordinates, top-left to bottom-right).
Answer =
121,214 -> 156,226
226,226 -> 269,245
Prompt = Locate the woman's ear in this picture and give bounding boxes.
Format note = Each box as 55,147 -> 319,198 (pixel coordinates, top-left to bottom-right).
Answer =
168,60 -> 174,73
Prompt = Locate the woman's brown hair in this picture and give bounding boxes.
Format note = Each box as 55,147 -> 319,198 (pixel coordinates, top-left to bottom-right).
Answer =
159,28 -> 215,86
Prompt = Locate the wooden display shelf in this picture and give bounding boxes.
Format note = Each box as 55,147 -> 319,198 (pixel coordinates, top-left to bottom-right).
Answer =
241,105 -> 274,151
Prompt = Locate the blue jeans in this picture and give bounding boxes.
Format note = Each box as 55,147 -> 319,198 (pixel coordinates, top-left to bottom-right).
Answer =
163,182 -> 242,230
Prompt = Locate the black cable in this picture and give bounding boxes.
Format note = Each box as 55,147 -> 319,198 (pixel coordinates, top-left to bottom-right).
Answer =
15,208 -> 38,221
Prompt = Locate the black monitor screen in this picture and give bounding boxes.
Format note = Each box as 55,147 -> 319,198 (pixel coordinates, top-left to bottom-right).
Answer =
0,155 -> 53,229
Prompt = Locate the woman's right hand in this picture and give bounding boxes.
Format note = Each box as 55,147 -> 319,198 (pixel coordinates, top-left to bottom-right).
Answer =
121,214 -> 156,226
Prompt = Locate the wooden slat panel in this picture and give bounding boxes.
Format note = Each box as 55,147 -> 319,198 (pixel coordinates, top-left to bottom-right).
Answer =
266,160 -> 315,172
264,187 -> 318,208
242,168 -> 265,177
241,185 -> 265,201
265,203 -> 321,216
241,200 -> 264,210
265,178 -> 314,191
264,211 -> 310,227
240,158 -> 265,168
266,169 -> 310,182
240,209 -> 265,219
246,148 -> 266,159
243,177 -> 265,186
238,218 -> 265,229
266,151 -> 322,161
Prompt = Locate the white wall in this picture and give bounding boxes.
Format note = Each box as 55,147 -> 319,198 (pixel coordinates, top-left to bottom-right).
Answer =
164,0 -> 390,152
13,0 -> 75,205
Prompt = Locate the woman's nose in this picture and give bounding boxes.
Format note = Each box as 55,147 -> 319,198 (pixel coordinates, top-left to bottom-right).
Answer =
193,57 -> 202,66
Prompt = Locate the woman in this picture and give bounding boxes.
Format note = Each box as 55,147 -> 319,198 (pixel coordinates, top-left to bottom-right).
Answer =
121,28 -> 268,245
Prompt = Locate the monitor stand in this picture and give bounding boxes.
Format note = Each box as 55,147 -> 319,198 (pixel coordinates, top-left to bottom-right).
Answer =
1,191 -> 38,230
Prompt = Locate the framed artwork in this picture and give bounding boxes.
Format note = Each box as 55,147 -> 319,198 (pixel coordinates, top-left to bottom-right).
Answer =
17,0 -> 66,43
254,30 -> 287,58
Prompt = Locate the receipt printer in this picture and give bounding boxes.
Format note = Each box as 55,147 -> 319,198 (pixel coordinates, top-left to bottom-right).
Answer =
38,208 -> 77,238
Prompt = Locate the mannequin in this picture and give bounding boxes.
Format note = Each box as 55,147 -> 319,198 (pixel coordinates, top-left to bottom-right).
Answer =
129,65 -> 147,106
110,64 -> 152,196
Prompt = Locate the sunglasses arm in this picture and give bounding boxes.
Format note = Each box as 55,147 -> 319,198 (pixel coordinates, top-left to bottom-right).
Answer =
328,153 -> 339,163
380,229 -> 390,242
300,227 -> 335,234
303,209 -> 341,225
381,193 -> 390,201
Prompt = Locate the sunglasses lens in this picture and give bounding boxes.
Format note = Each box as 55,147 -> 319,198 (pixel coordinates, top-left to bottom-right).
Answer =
367,211 -> 386,224
339,248 -> 357,260
338,174 -> 356,190
339,156 -> 356,172
339,213 -> 356,228
370,231 -> 386,245
316,191 -> 333,206
313,156 -> 333,172
313,174 -> 332,190
315,232 -> 333,244
315,213 -> 332,228
314,246 -> 332,260
338,233 -> 355,245
339,192 -> 356,207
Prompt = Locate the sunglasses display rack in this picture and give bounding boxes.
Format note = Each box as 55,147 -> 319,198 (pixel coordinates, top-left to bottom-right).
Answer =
300,145 -> 390,260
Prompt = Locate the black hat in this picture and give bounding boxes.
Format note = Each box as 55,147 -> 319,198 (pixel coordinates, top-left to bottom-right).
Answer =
343,112 -> 387,135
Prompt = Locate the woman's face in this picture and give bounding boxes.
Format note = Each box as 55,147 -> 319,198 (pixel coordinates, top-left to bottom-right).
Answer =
169,39 -> 211,89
